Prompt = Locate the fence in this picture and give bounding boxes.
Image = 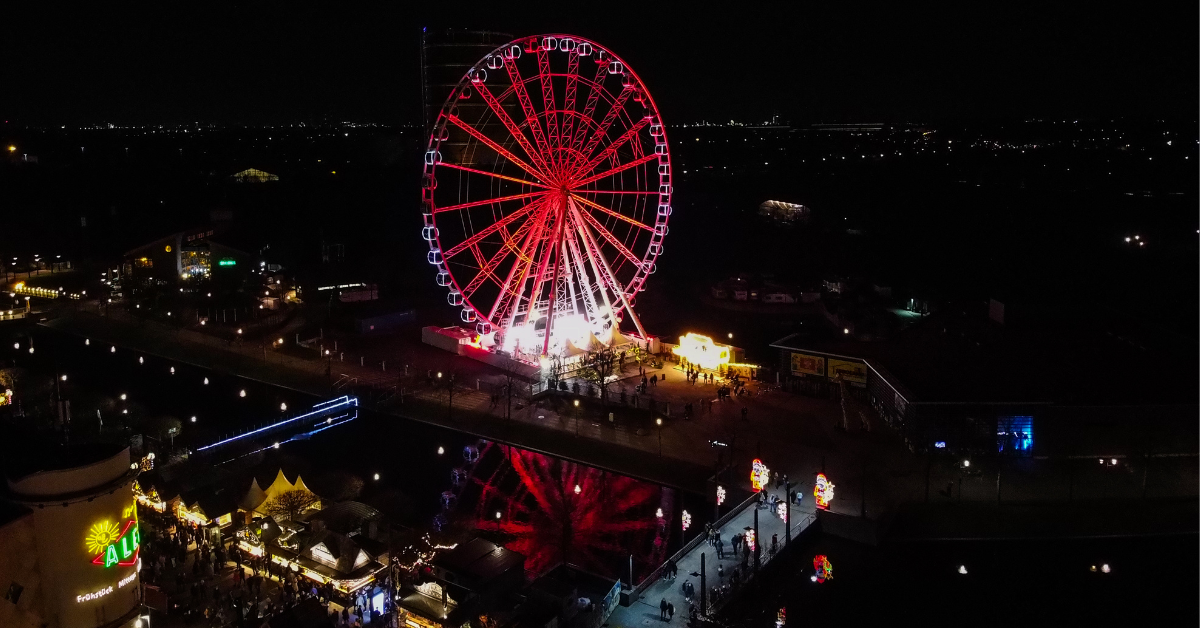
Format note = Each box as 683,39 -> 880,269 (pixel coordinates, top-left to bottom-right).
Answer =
633,491 -> 760,595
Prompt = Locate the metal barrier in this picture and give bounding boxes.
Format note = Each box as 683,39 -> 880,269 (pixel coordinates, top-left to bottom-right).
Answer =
633,491 -> 760,595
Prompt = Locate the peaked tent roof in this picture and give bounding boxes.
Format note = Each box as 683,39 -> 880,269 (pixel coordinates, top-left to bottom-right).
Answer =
240,477 -> 267,512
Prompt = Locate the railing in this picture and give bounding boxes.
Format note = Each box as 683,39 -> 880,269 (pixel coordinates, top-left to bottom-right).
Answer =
633,491 -> 760,596
706,510 -> 819,616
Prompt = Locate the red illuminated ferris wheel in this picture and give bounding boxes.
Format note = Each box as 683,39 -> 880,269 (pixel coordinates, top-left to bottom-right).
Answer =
421,34 -> 671,359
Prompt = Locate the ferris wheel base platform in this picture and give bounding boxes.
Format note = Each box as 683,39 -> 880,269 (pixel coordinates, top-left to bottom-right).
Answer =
422,325 -> 542,381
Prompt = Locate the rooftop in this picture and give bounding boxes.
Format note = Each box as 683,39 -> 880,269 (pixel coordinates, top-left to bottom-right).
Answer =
432,538 -> 525,585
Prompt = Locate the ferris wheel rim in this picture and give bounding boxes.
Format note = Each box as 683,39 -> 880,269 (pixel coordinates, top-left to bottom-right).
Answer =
421,34 -> 671,346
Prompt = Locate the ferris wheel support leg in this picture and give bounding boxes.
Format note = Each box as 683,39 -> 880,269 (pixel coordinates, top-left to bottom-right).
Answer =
569,211 -> 616,331
566,233 -> 604,330
540,208 -> 569,355
569,200 -> 648,341
564,240 -> 582,319
502,204 -> 555,338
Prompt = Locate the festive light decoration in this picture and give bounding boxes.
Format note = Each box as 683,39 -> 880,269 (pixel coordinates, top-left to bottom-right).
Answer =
716,485 -> 726,506
421,34 -> 669,355
88,502 -> 140,568
672,333 -> 730,370
681,510 -> 692,532
813,555 -> 833,583
751,459 -> 770,492
745,529 -> 756,551
0,389 -> 12,406
776,501 -> 788,522
814,473 -> 834,510
776,607 -> 786,628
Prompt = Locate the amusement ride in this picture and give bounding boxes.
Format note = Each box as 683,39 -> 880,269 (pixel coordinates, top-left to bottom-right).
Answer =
421,34 -> 671,362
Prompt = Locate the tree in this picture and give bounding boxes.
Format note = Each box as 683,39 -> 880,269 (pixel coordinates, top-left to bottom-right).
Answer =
318,470 -> 364,502
265,489 -> 320,521
578,347 -> 618,405
0,367 -> 27,391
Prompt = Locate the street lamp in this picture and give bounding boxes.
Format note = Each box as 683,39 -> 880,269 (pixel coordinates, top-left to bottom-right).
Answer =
437,446 -> 445,455
655,417 -> 663,456
374,473 -> 380,481
280,402 -> 287,411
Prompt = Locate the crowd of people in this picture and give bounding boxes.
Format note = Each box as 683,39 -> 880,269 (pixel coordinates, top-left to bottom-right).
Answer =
136,509 -> 394,627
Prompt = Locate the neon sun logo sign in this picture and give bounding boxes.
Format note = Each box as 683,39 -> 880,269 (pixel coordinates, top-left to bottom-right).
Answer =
86,502 -> 140,568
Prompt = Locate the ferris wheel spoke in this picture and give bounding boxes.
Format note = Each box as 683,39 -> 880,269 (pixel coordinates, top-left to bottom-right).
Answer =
571,152 -> 658,188
571,118 -> 651,182
537,48 -> 560,164
570,194 -> 653,232
436,161 -> 550,189
569,62 -> 611,155
560,50 -> 580,157
505,60 -> 556,179
442,195 -> 547,259
575,203 -> 642,265
472,82 -> 556,180
572,87 -> 633,172
487,200 -> 553,323
496,200 -> 557,326
449,114 -> 547,183
461,218 -> 535,300
433,191 -> 547,215
568,199 -> 649,338
574,190 -> 658,195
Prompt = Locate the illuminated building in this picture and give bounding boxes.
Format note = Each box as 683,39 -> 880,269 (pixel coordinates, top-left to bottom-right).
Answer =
230,168 -> 279,183
397,538 -> 524,628
672,333 -> 732,370
1,445 -> 143,628
121,227 -> 252,294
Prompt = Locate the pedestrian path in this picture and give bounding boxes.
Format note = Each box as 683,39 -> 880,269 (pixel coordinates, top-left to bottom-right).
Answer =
608,495 -> 817,627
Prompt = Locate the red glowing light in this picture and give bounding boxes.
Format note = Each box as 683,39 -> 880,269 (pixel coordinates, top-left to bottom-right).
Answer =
464,443 -> 671,581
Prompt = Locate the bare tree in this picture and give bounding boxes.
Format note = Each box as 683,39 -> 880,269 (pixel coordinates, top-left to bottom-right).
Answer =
265,489 -> 320,521
578,347 -> 618,405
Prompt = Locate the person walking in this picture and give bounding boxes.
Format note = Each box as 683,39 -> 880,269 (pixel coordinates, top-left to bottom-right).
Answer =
667,602 -> 675,622
717,538 -> 725,560
660,598 -> 669,621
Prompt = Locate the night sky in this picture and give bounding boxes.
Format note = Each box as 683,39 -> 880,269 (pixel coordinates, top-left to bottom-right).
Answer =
6,2 -> 1196,125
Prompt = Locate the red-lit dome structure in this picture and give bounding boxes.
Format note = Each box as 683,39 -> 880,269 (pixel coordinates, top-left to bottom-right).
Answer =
421,34 -> 671,359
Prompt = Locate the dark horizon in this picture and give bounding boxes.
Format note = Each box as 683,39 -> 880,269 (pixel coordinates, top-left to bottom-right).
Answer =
6,3 -> 1196,126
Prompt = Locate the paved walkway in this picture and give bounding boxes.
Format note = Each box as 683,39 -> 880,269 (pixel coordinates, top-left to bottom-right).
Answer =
608,496 -> 817,627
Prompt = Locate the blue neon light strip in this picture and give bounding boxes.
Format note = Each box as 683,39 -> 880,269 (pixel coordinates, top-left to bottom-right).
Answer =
213,410 -> 359,467
197,396 -> 358,451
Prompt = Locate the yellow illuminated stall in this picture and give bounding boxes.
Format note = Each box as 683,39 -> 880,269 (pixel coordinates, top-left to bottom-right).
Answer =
672,333 -> 731,370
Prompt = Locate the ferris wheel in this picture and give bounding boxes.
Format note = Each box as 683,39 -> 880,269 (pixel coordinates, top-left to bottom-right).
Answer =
421,34 -> 671,359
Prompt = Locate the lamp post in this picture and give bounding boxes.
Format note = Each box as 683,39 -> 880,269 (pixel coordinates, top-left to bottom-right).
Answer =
655,417 -> 663,457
